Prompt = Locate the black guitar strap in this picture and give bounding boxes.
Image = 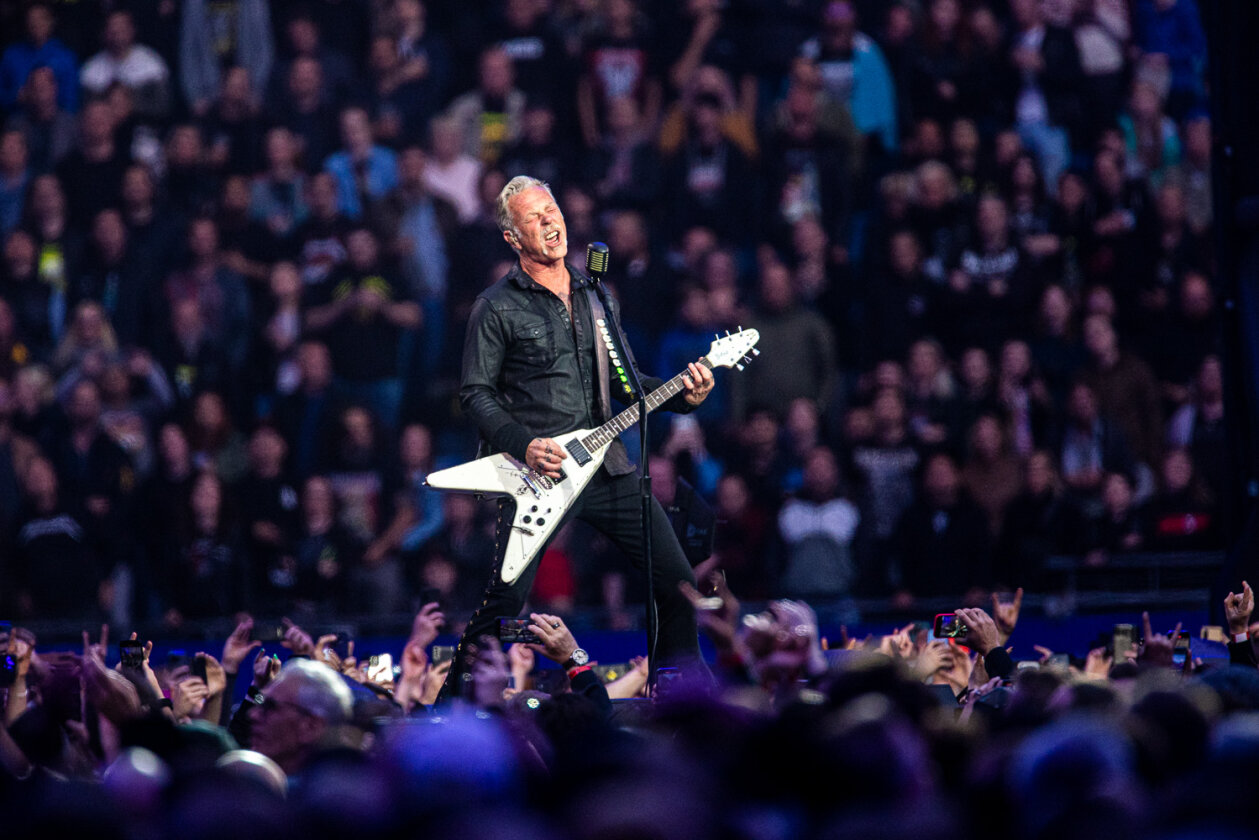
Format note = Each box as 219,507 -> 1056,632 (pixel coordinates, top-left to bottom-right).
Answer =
584,286 -> 615,422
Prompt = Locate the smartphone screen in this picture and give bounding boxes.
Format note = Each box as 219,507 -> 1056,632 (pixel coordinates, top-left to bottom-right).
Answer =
933,613 -> 968,639
1113,624 -> 1136,661
431,645 -> 455,667
1172,631 -> 1191,667
498,618 -> 540,644
191,653 -> 208,682
120,641 -> 144,668
367,653 -> 393,682
250,622 -> 286,642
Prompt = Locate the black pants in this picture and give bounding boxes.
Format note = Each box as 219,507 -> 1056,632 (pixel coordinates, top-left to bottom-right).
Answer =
442,468 -> 700,698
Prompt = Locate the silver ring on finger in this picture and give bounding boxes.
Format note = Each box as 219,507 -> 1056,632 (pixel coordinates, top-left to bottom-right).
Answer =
551,622 -> 560,629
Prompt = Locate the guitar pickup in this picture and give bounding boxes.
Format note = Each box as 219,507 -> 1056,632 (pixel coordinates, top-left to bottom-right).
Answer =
565,439 -> 592,466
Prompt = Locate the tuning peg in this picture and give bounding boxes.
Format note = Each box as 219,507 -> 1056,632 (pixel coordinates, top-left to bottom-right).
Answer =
714,332 -> 720,340
736,363 -> 745,371
752,348 -> 760,356
738,324 -> 743,331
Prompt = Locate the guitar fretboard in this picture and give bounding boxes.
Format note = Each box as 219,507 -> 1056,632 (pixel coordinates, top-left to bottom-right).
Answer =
580,358 -> 714,453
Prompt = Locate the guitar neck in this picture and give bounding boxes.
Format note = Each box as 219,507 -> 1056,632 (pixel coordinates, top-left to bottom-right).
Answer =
580,357 -> 714,452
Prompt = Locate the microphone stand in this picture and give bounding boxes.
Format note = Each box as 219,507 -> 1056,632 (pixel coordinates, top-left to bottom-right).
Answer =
587,259 -> 659,690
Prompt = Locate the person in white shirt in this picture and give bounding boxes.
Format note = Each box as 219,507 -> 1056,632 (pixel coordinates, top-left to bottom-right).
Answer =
80,10 -> 170,119
423,116 -> 482,224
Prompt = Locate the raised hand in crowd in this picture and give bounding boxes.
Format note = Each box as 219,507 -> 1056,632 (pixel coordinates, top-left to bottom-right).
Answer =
679,558 -> 740,656
278,622 -> 347,675
410,601 -> 446,649
954,608 -> 1001,656
935,644 -> 974,697
507,642 -> 535,693
525,613 -> 582,665
772,599 -> 827,677
968,648 -> 991,693
194,652 -> 228,723
1224,581 -> 1254,637
84,623 -> 110,663
357,648 -> 400,695
469,637 -> 511,709
912,639 -> 952,681
991,587 -> 1024,645
341,641 -> 361,679
1084,646 -> 1114,680
878,622 -> 916,659
1137,612 -> 1181,670
738,609 -> 778,662
1223,582 -> 1258,669
115,632 -> 166,712
82,629 -> 142,726
280,618 -> 317,658
684,563 -> 831,688
395,638 -> 430,712
221,617 -> 262,676
959,676 -> 1002,725
420,657 -> 451,707
252,647 -> 282,691
312,636 -> 354,675
170,674 -> 209,722
739,599 -> 827,687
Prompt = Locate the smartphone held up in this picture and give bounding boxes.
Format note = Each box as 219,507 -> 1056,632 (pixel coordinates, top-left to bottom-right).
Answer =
933,613 -> 970,640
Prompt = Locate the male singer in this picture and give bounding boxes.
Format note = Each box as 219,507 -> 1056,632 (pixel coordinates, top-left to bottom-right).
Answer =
443,175 -> 715,693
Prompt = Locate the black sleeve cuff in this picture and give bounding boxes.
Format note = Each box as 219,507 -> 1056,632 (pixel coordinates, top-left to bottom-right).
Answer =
1228,639 -> 1258,668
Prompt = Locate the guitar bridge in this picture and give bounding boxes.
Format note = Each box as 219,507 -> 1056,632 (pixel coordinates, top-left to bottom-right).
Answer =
522,468 -> 565,497
520,471 -> 544,498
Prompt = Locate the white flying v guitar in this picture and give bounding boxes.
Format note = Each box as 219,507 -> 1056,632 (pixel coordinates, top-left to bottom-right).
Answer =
425,328 -> 761,584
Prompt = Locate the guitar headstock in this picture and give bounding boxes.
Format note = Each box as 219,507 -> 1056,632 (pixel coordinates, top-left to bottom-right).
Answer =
704,328 -> 761,371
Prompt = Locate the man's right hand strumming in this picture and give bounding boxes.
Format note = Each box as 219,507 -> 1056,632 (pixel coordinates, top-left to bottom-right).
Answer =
527,437 -> 567,479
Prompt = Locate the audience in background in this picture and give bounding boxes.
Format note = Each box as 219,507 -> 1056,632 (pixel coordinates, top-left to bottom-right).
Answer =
0,6 -> 1244,830
0,0 -> 1224,625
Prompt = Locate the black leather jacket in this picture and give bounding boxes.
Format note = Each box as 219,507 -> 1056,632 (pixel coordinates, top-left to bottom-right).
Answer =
460,261 -> 693,475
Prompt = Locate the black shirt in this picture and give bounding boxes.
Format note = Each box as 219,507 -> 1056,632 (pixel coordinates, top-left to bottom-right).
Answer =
460,261 -> 693,476
310,268 -> 407,382
14,506 -> 102,619
56,148 -> 128,225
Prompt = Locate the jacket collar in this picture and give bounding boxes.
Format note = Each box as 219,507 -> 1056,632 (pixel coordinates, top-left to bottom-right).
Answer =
508,261 -> 592,292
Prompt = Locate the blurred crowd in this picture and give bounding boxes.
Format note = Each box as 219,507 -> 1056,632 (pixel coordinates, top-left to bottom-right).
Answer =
5,576 -> 1259,840
0,0 -> 1223,628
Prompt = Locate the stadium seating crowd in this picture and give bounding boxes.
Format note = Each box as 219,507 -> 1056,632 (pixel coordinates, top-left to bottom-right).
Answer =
0,0 -> 1220,630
